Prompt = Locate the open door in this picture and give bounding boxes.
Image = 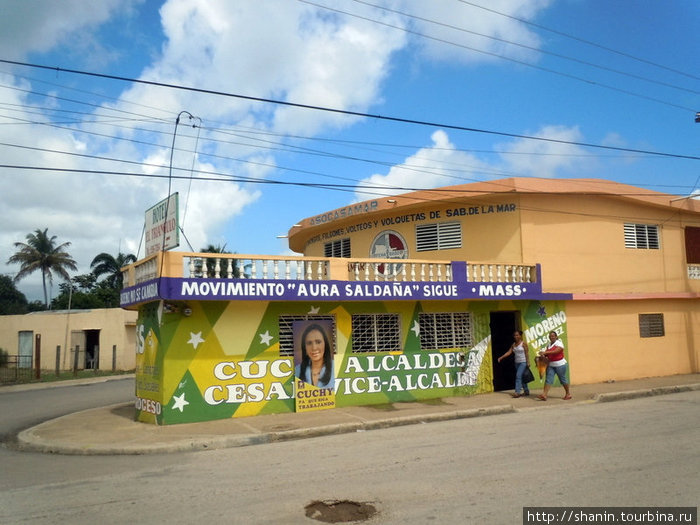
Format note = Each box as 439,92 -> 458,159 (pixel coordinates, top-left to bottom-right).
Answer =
490,311 -> 520,391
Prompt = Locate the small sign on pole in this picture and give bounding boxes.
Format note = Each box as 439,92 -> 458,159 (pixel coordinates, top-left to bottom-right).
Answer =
144,193 -> 180,256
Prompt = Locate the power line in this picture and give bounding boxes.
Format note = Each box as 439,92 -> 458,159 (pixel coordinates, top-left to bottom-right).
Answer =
456,0 -> 700,82
298,1 -> 696,113
1,58 -> 698,162
345,0 -> 699,96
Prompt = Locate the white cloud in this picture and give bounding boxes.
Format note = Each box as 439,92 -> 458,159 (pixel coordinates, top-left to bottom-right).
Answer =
356,125 -> 591,200
0,0 -> 557,302
0,0 -> 141,60
401,0 -> 551,64
354,130 -> 491,198
497,125 -> 589,177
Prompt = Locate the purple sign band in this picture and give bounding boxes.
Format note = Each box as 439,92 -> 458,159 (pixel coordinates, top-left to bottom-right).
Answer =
120,277 -> 572,307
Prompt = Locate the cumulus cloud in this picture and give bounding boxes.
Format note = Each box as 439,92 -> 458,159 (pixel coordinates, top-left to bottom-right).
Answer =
497,125 -> 589,178
354,130 -> 493,198
356,125 -> 591,200
0,0 -> 556,301
401,0 -> 552,64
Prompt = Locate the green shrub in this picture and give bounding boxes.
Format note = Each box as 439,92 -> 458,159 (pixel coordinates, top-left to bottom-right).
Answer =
0,348 -> 8,368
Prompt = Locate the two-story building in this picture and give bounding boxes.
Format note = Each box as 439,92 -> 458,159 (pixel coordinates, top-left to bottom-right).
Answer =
121,177 -> 699,424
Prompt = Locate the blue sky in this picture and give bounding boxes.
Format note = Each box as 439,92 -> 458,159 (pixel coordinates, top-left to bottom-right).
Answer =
1,0 -> 698,302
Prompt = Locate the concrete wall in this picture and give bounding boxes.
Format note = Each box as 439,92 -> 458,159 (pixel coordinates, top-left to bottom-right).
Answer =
0,308 -> 138,371
566,299 -> 699,384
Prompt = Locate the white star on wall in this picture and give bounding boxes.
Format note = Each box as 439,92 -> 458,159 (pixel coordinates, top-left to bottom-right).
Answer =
172,393 -> 189,413
308,306 -> 320,314
187,331 -> 205,350
259,330 -> 273,346
411,320 -> 420,337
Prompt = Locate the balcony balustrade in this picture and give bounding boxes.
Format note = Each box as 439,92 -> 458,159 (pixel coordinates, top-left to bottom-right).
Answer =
122,251 -> 537,288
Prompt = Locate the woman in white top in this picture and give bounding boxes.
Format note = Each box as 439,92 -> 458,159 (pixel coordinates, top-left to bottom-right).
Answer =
497,330 -> 531,398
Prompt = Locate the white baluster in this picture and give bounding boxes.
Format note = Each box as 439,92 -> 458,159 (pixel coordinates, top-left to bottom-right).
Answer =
250,260 -> 257,279
215,258 -> 221,278
364,263 -> 370,281
188,257 -> 195,277
437,264 -> 442,281
274,260 -> 279,279
227,259 -> 233,278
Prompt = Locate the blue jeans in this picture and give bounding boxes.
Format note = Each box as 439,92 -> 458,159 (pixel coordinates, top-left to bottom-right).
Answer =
545,363 -> 569,385
515,362 -> 530,394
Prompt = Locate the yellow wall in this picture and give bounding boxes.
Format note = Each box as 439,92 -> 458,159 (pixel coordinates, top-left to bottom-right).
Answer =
303,196 -> 524,263
298,191 -> 699,295
0,308 -> 137,371
520,194 -> 698,293
566,299 -> 699,384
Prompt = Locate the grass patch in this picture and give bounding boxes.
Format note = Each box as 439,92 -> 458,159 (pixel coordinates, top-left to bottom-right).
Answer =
1,369 -> 134,385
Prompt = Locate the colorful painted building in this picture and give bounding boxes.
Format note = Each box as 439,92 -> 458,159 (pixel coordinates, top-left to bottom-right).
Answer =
121,177 -> 700,424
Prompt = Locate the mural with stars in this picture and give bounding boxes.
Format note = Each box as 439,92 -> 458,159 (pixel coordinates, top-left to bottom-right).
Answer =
134,298 -> 567,424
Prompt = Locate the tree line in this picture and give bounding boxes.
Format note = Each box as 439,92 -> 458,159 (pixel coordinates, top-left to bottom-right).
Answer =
1,228 -> 232,315
2,228 -> 135,314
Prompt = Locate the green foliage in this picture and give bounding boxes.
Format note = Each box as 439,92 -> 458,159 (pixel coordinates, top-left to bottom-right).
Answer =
0,274 -> 29,314
0,348 -> 8,368
6,228 -> 78,307
90,252 -> 136,289
200,244 -> 240,277
50,274 -> 121,310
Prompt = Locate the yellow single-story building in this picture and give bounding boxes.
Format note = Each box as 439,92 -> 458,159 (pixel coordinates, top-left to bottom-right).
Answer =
0,308 -> 137,373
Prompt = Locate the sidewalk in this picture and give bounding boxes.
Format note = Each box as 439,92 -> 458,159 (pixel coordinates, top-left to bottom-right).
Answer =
11,374 -> 700,455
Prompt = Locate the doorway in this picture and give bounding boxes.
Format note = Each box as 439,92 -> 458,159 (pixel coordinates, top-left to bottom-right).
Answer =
85,330 -> 100,369
490,311 -> 521,391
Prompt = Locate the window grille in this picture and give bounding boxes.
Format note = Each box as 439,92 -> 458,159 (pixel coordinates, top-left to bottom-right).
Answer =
624,223 -> 660,249
419,312 -> 473,350
639,313 -> 664,338
351,313 -> 401,353
416,222 -> 462,252
324,238 -> 351,258
278,315 -> 336,356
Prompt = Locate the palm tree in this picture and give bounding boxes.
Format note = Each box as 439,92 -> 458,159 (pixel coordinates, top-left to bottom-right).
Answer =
7,228 -> 78,307
90,252 -> 137,289
199,243 -> 239,277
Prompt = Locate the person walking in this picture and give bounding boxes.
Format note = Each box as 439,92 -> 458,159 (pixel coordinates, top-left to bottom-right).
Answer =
497,330 -> 531,398
537,331 -> 572,401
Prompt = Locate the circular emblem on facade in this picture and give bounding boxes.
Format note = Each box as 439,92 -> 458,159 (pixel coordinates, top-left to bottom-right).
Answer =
370,230 -> 408,275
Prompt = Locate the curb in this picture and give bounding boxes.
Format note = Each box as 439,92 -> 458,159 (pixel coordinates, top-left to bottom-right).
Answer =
14,385 -> 700,455
592,383 -> 700,402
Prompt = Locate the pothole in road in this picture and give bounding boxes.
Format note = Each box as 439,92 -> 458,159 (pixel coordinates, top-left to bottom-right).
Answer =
305,499 -> 378,523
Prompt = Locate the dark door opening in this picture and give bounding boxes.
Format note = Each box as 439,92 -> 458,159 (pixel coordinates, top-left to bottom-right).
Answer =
490,311 -> 520,391
84,329 -> 100,369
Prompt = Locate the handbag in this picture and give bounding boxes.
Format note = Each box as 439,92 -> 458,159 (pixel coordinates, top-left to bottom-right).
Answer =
522,365 -> 535,383
535,355 -> 549,379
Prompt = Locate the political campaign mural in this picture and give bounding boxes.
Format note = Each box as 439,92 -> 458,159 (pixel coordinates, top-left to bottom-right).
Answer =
134,298 -> 568,424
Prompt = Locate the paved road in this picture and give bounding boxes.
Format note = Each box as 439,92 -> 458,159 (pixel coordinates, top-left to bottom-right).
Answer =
0,386 -> 697,524
0,377 -> 134,440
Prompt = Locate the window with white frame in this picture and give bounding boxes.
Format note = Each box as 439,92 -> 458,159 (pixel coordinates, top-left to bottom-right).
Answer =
624,223 -> 660,249
324,238 -> 351,258
351,313 -> 401,353
278,315 -> 336,356
419,312 -> 473,350
639,313 -> 664,338
415,222 -> 462,252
